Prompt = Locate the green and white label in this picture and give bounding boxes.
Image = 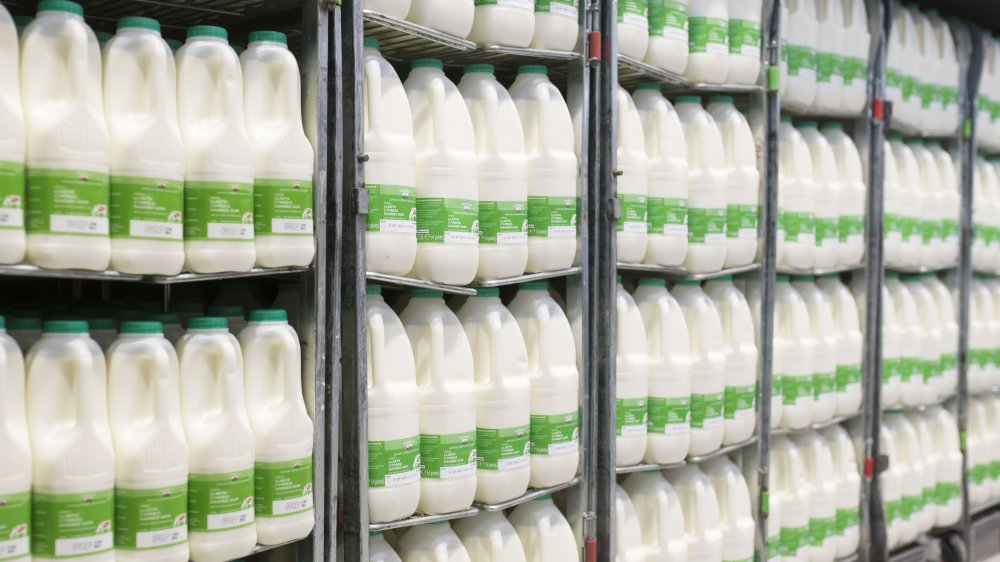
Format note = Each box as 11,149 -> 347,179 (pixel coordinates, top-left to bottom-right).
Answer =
780,525 -> 808,557
530,412 -> 580,455
32,489 -> 113,558
809,517 -> 834,546
842,56 -> 868,89
477,425 -> 531,471
366,184 -> 416,234
618,0 -> 648,27
617,397 -> 648,436
727,203 -> 758,240
899,216 -> 920,245
936,481 -> 961,505
475,0 -> 534,8
724,384 -> 755,420
110,176 -> 183,240
0,490 -> 29,560
188,470 -> 254,532
885,499 -> 900,523
840,215 -> 864,245
782,374 -> 814,406
0,161 -> 25,230
184,180 -> 254,241
421,431 -> 477,479
649,0 -> 687,40
942,218 -> 959,245
780,210 -> 815,245
647,395 -> 690,434
689,207 -> 726,244
786,44 -> 817,79
479,200 -> 528,245
813,372 -> 835,401
817,52 -> 843,85
254,178 -> 313,236
26,168 -> 109,236
815,216 -> 839,248
690,391 -> 724,429
689,16 -> 728,55
884,213 -> 903,243
648,196 -> 687,237
618,193 -> 648,233
416,197 -> 479,245
941,353 -> 958,380
883,358 -> 902,385
114,485 -> 187,551
836,363 -> 862,395
527,195 -> 577,238
255,457 -> 314,517
898,357 -> 918,383
920,218 -> 941,245
537,0 -> 578,18
902,75 -> 918,103
886,67 -> 904,101
729,19 -> 761,58
836,506 -> 860,535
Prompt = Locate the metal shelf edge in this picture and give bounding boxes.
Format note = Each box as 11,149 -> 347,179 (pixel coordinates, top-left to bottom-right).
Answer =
365,272 -> 479,296
473,477 -> 581,512
369,508 -> 480,532
770,411 -> 862,437
883,393 -> 956,414
468,267 -> 583,288
615,437 -> 758,474
617,262 -> 760,281
781,100 -> 866,120
885,263 -> 959,274
777,264 -> 865,276
0,264 -> 311,284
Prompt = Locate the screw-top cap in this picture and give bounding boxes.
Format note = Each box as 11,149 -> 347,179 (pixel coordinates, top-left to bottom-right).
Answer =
249,309 -> 287,323
364,37 -> 380,49
616,275 -> 624,284
713,275 -> 734,281
135,301 -> 161,312
0,316 -> 5,330
518,65 -> 548,75
187,25 -> 228,41
249,30 -> 287,45
675,95 -> 702,104
464,63 -> 494,75
535,494 -> 554,501
14,15 -> 33,28
905,137 -> 924,145
121,321 -> 163,334
708,95 -> 735,104
117,16 -> 160,32
475,288 -> 500,298
8,317 -> 41,330
233,45 -> 245,54
821,121 -> 844,130
638,278 -> 666,287
188,317 -> 228,330
37,0 -> 83,16
96,31 -> 113,44
901,274 -> 922,282
634,82 -> 662,92
675,279 -> 701,286
797,120 -> 818,129
370,531 -> 383,537
411,288 -> 443,298
44,320 -> 88,334
166,38 -> 182,51
366,284 -> 382,295
207,306 -> 244,318
792,274 -> 815,282
411,58 -> 443,70
776,274 -> 790,282
519,281 -> 549,292
89,318 -> 116,331
780,115 -> 792,123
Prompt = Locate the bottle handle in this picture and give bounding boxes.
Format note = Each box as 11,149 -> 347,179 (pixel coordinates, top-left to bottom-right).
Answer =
363,58 -> 383,137
430,314 -> 447,388
535,82 -> 554,153
68,339 -> 97,427
430,77 -> 450,151
367,312 -> 385,391
535,303 -> 554,374
149,343 -> 173,424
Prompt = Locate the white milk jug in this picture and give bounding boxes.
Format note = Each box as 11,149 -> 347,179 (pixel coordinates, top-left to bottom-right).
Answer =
871,423 -> 903,549
742,448 -> 781,561
783,0 -> 819,107
366,285 -> 420,523
508,66 -> 578,274
882,418 -> 917,543
973,159 -> 992,271
685,0 -> 730,84
615,484 -> 648,562
508,496 -> 578,561
399,290 -> 477,514
364,0 -> 411,18
791,432 -> 837,562
778,117 -> 816,270
743,274 -> 782,427
815,274 -> 862,416
105,17 -> 185,275
177,26 -> 256,273
530,0 -> 580,52
633,278 -> 692,464
453,511 -> 527,562
665,465 -> 724,562
469,0 -> 534,48
240,310 -> 314,544
27,320 -> 114,561
927,10 -> 961,134
704,457 -> 754,562
892,414 -> 934,537
704,276 -> 757,444
890,8 -> 921,128
363,38 -> 418,276
726,0 -> 762,85
0,317 -> 29,561
458,65 -> 529,281
177,317 -> 256,561
407,0 -> 475,39
882,141 -> 905,267
818,424 -> 860,558
799,122 -> 840,269
885,274 -> 928,406
617,87 -> 650,264
107,321 -> 189,562
907,411 -> 942,533
616,277 -> 650,466
634,84 -> 688,267
21,2 -> 110,271
508,282 -> 580,488
840,0 -> 870,113
456,289 -> 532,504
0,4 -> 24,265
371,531 -> 404,562
791,276 -> 836,424
814,0 -> 845,110
404,59 -> 479,285
398,522 -> 473,562
967,399 -> 991,505
909,140 -> 944,267
672,280 -> 725,455
925,406 -> 962,527
820,123 -> 864,266
644,0 -> 689,74
676,96 -> 728,273
707,97 -> 758,268
852,277 -> 902,408
771,436 -> 812,562
928,142 -> 959,265
904,275 -> 945,402
888,136 -> 922,269
924,274 -> 958,397
242,32 -> 315,268
618,0 -> 650,60
621,471 -> 689,562
775,276 -> 815,429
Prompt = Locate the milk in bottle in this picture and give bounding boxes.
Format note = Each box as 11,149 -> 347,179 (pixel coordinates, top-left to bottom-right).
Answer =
927,10 -> 961,134
615,484 -> 648,562
398,522 -> 473,562
404,59 -> 479,285
0,317 -> 29,561
904,275 -> 945,402
853,277 -> 902,407
616,277 -> 649,466
775,276 -> 815,429
924,274 -> 958,397
886,273 -> 925,406
925,405 -> 962,527
633,278 -> 692,464
840,0 -> 869,113
814,0 -> 845,110
177,317 -> 256,561
704,276 -> 757,444
530,0 -> 580,52
792,276 -> 836,424
507,282 -> 579,488
783,0 -> 819,107
621,471 -> 689,562
778,117 -> 816,270
727,0 -> 762,85
508,496 -> 579,561
818,424 -> 861,557
799,122 -> 840,269
407,0 -> 475,39
820,123 -> 864,266
0,4 -> 24,265
242,32 -> 315,268
665,465 -> 724,562
108,321 -> 189,562
468,0 -> 535,48
883,141 -> 905,267
791,431 -> 837,562
909,140 -> 944,267
27,321 -> 114,562
928,142 -> 959,265
644,0 -> 689,74
743,274 -> 783,428
453,511 -> 527,562
363,0 -> 411,18
21,1 -> 111,271
771,436 -> 812,562
707,97 -> 757,268
371,531 -> 404,562
684,0 -> 730,83
458,65 -> 528,281
363,38 -> 418,276
399,290 -> 477,514
618,0 -> 650,60
617,87 -> 650,264
676,96 -> 728,273
177,26 -> 256,273
704,457 -> 755,562
634,84 -> 688,267
907,411 -> 941,532
815,274 -> 862,416
508,66 -> 578,273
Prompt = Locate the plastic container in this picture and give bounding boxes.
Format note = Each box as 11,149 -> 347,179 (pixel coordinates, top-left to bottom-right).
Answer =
177,26 -> 256,273
707,97 -> 758,268
398,522 -> 473,562
618,0 -> 650,60
21,1 -> 111,271
616,278 -> 649,466
508,66 -> 578,273
147,313 -> 184,345
726,0 -> 762,85
886,273 -> 928,407
840,0 -> 869,113
371,531 -> 404,562
820,123 -> 864,266
967,398 -> 991,506
888,414 -> 932,539
399,290 -> 477,515
0,4 -> 25,265
814,0 -> 845,110
614,484 -> 648,562
743,274 -> 783,428
621,471 -> 689,562
783,0 -> 819,107
207,305 -> 247,336
775,276 -> 815,429
468,0 -> 534,48
634,84 -> 688,267
404,59 -> 479,285
508,496 -> 579,561
791,431 -> 837,562
616,87 -> 650,264
904,275 -> 945,403
0,317 -> 30,561
927,11 -> 961,135
704,276 -> 757,444
453,511 -> 527,562
924,274 -> 958,397
685,0 -> 730,84
704,457 -> 755,562
815,274 -> 862,416
908,411 -> 943,533
530,0 -> 580,52
909,140 -> 944,267
792,276 -> 836,424
799,122 -> 840,269
406,0 -> 475,38
928,143 -> 960,265
883,141 -> 905,267
644,0 -> 689,74
778,117 -> 816,270
924,405 -> 962,527
664,465 -> 724,562
363,0 -> 411,18
818,424 -> 861,558
855,279 -> 902,408
888,7 -> 921,129
458,65 -> 529,281
771,436 -> 812,562
88,317 -> 118,352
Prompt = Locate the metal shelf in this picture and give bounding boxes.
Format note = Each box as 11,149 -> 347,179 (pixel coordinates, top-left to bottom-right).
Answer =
362,10 -> 475,61
474,477 -> 580,512
781,100 -> 866,120
469,267 -> 583,288
369,508 -> 480,533
972,496 -> 1000,517
616,55 -> 762,94
616,436 -> 759,474
365,272 -> 478,296
971,386 -> 1000,397
0,264 -> 310,284
883,393 -> 956,414
770,411 -> 861,436
889,120 -> 959,140
885,262 -> 959,274
617,262 -> 760,281
777,263 -> 865,276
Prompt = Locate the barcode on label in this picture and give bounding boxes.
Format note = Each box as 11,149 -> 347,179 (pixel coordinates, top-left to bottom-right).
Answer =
272,493 -> 314,516
272,219 -> 314,234
0,208 -> 23,227
131,220 -> 182,240
207,223 -> 254,240
51,214 -> 109,235
207,509 -> 254,530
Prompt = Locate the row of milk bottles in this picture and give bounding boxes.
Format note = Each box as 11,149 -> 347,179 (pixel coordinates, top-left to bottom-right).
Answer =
617,88 -> 759,273
973,156 -> 1000,272
781,0 -> 870,114
364,0 -> 580,52
967,395 -> 1000,508
365,282 -> 579,523
855,407 -> 962,551
363,39 -> 581,285
858,271 -> 958,409
883,136 -> 960,270
966,275 -> 1000,393
341,496 -> 579,562
0,311 -> 315,562
777,118 -> 866,271
617,0 -> 763,86
614,275 -> 757,466
0,3 -> 316,274
886,4 -> 962,135
977,36 -> 1000,151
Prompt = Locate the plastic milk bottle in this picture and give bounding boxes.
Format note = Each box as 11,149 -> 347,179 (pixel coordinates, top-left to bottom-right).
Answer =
791,276 -> 836,424
799,122 -> 841,269
704,276 -> 757,445
616,277 -> 650,466
820,122 -> 864,266
407,0 -> 475,39
685,0 -> 730,84
618,0 -> 650,60
644,0 -> 689,74
453,511 -> 527,562
676,96 -> 728,273
707,97 -> 758,268
0,4 -> 25,265
665,465 -> 724,562
617,87 -> 650,264
621,471 -> 689,562
530,0 -> 580,52
508,496 -> 579,561
468,0 -> 535,48
0,316 -> 29,560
